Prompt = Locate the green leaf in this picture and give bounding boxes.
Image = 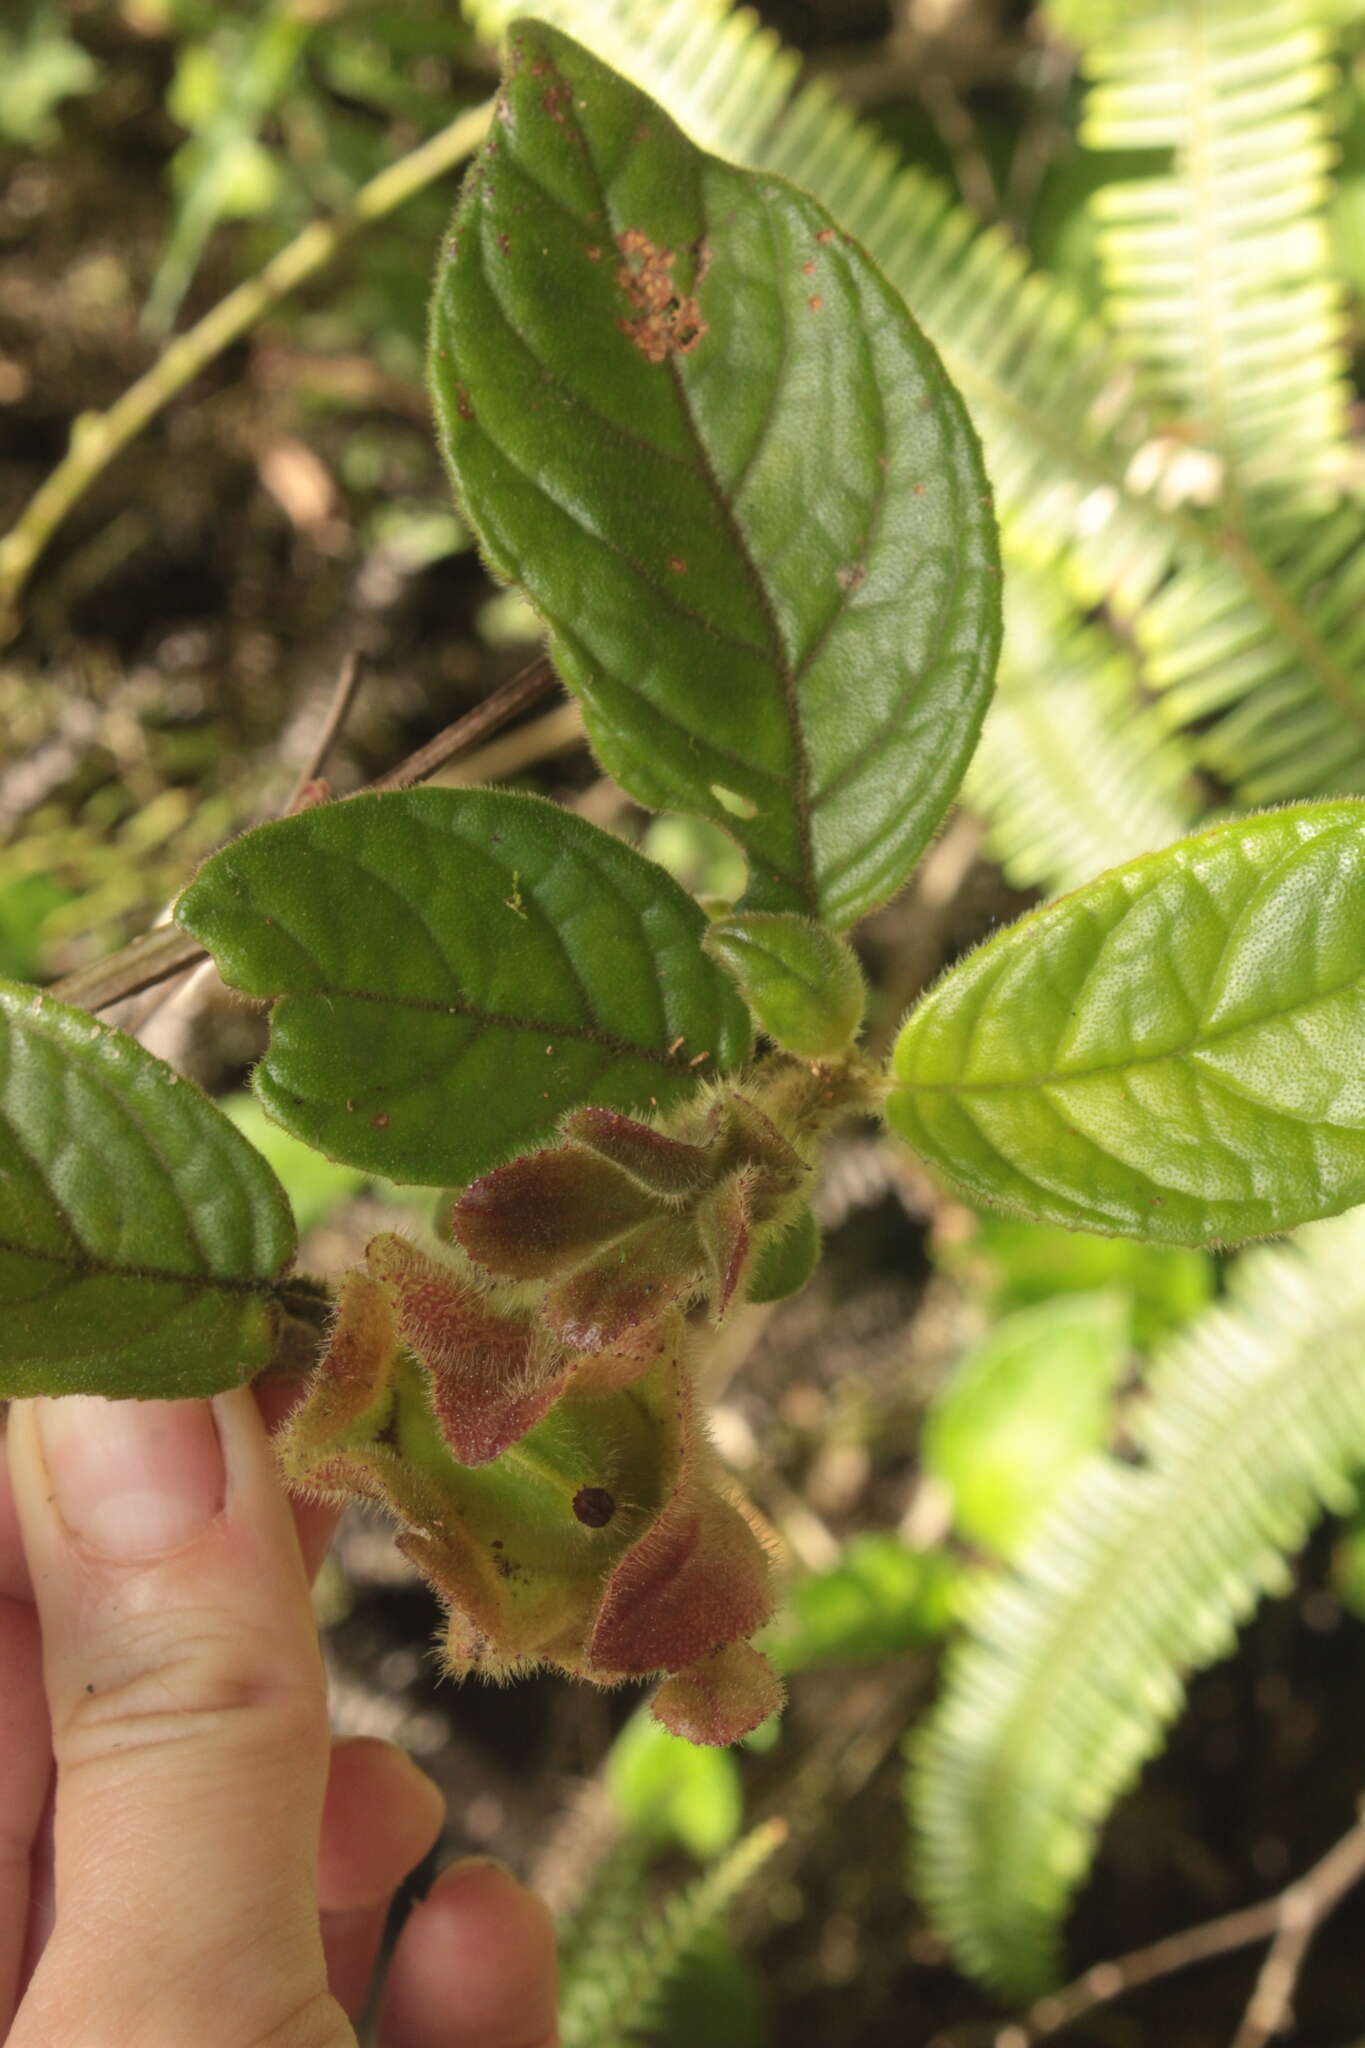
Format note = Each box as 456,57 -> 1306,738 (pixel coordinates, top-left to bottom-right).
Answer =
0,979 -> 295,1398
608,1710 -> 743,1859
745,1201 -> 819,1304
176,788 -> 751,1186
922,1293 -> 1130,1556
430,20 -> 1001,929
702,914 -> 865,1058
764,1534 -> 960,1670
941,1212 -> 1213,1349
889,803 -> 1365,1246
0,5 -> 100,149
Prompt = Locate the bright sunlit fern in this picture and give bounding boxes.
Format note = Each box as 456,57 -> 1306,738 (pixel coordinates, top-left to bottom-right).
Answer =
463,0 -> 1365,828
1077,0 -> 1350,507
909,1206 -> 1365,2001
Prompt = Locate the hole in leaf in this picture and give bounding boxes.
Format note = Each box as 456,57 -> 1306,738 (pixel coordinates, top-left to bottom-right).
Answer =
709,784 -> 758,821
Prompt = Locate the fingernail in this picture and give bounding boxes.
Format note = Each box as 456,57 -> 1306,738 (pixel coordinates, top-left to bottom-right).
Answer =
36,1395 -> 226,1560
434,1855 -> 520,1895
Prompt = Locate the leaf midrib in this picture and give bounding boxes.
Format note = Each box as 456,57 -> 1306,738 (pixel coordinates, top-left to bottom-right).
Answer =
543,53 -> 823,913
279,981 -> 706,1074
900,963 -> 1363,1099
0,1233 -> 277,1296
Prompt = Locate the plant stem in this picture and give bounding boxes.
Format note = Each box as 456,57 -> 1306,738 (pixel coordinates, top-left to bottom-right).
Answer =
284,650 -> 366,810
0,96 -> 493,639
367,655 -> 558,790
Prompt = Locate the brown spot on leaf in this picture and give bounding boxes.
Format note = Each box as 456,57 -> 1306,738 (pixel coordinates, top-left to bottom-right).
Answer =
837,562 -> 866,592
669,555 -> 687,574
455,386 -> 474,421
815,227 -> 835,245
497,231 -> 511,254
371,1112 -> 390,1129
808,295 -> 824,312
802,259 -> 816,276
586,243 -> 602,261
615,229 -> 708,365
542,80 -> 573,125
693,236 -> 712,284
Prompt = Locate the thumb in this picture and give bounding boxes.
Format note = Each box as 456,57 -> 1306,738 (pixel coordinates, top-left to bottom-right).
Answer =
6,1388 -> 348,2048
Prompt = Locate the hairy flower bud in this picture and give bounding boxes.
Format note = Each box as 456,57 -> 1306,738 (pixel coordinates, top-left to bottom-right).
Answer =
450,1087 -> 813,1349
278,1290 -> 783,1745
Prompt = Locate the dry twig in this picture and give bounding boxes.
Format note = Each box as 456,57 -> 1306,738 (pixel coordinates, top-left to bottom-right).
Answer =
284,651 -> 366,811
998,1798 -> 1365,2047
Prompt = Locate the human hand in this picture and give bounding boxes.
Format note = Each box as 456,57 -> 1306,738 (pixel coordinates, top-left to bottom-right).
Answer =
0,1386 -> 559,2047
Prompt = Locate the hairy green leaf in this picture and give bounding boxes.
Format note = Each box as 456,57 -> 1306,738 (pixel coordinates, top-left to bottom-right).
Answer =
745,1200 -> 819,1304
890,803 -> 1365,1245
462,2 -> 1365,866
430,20 -> 1001,928
0,979 -> 295,1398
702,914 -> 865,1057
176,788 -> 751,1185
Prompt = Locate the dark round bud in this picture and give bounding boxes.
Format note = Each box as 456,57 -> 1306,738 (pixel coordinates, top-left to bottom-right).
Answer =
572,1485 -> 616,1528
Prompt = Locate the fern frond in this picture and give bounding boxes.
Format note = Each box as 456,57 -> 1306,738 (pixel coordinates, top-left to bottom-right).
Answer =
1080,0 -> 1350,507
463,0 -> 1365,814
966,562 -> 1199,893
1143,500 -> 1365,800
558,1821 -> 786,2048
908,1206 -> 1365,2002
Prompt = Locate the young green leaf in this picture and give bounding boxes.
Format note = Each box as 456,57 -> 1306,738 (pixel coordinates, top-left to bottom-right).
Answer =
745,1201 -> 819,1304
607,1710 -> 743,1859
176,788 -> 751,1185
763,1534 -> 960,1671
939,1213 -> 1213,1349
430,20 -> 1000,930
922,1292 -> 1131,1557
890,803 -> 1365,1245
702,914 -> 866,1058
0,979 -> 295,1398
